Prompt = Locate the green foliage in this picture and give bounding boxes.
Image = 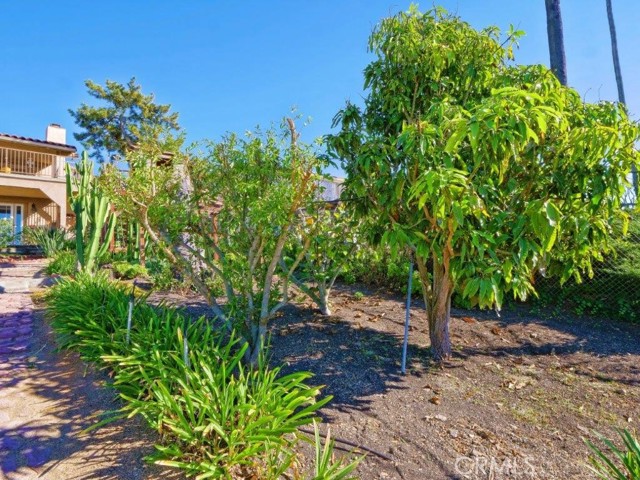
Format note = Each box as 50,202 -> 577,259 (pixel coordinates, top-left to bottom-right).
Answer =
353,291 -> 365,301
22,226 -> 74,257
326,5 -> 640,360
309,422 -> 363,480
45,251 -> 76,276
67,152 -> 117,274
69,78 -> 181,163
111,260 -> 148,279
535,215 -> 640,322
102,119 -> 327,363
585,429 -> 640,480
0,218 -> 14,248
286,203 -> 360,315
146,256 -> 177,290
340,247 -> 421,296
44,275 -> 333,478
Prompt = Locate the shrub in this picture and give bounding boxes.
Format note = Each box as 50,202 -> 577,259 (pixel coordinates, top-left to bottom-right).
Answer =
585,429 -> 640,479
22,226 -> 74,257
146,257 -> 178,290
340,248 -> 421,296
0,218 -> 14,248
44,275 -> 336,478
45,251 -> 76,276
112,260 -> 148,279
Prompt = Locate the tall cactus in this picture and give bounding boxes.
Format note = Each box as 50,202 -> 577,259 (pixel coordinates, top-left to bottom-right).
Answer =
66,152 -> 117,274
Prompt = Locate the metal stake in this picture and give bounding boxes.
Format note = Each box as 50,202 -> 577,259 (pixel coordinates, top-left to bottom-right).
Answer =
401,260 -> 414,375
126,282 -> 135,345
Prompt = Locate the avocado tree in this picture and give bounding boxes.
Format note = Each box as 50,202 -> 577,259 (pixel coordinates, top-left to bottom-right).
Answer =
326,6 -> 639,362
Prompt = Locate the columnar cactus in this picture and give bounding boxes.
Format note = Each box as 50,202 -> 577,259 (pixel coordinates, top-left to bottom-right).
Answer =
66,152 -> 116,274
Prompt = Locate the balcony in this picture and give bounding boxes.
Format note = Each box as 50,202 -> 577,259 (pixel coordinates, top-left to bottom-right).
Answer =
0,146 -> 66,179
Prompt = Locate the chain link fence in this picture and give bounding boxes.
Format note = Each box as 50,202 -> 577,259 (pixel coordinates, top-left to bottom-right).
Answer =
535,191 -> 639,322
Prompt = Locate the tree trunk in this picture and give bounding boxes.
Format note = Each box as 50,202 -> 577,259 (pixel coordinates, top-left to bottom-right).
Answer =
317,284 -> 331,316
545,0 -> 568,85
247,323 -> 267,365
606,0 -> 626,105
606,0 -> 636,198
423,257 -> 453,363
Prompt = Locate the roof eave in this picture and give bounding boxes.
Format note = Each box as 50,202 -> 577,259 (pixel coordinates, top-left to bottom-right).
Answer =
0,135 -> 77,155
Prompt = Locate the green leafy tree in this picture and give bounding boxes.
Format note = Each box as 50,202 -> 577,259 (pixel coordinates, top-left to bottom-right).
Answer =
327,6 -> 639,362
285,203 -> 359,315
69,78 -> 180,163
102,119 -> 325,363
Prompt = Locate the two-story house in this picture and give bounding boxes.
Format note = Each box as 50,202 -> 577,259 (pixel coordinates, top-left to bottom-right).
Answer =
0,124 -> 77,243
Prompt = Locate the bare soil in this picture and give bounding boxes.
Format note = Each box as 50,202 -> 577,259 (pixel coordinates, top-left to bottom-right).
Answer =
155,284 -> 640,480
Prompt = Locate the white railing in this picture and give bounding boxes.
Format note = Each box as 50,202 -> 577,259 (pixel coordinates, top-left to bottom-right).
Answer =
0,146 -> 65,178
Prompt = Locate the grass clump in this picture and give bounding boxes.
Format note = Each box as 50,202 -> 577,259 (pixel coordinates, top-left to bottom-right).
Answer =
585,428 -> 640,479
45,251 -> 76,276
44,274 -> 359,478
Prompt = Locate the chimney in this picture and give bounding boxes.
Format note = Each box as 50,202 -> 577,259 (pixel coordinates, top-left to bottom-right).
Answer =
45,123 -> 66,144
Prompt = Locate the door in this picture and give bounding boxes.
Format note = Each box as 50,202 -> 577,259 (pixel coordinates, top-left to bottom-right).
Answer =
0,203 -> 24,245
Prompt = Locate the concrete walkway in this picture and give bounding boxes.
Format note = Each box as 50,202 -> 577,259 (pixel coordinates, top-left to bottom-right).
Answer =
0,260 -> 48,295
0,259 -> 181,480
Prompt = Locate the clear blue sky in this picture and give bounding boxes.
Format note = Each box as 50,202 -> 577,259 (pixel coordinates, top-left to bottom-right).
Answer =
1,1 -> 638,175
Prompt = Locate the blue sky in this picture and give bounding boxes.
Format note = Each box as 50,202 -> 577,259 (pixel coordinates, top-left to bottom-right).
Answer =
1,1 -> 638,175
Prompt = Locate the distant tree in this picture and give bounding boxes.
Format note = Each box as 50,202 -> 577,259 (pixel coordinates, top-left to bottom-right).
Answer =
327,6 -> 639,362
69,78 -> 180,163
545,0 -> 568,85
606,0 -> 626,105
605,0 -> 637,199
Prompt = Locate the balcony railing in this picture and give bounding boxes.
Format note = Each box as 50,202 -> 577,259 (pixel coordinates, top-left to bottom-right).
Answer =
0,146 -> 65,179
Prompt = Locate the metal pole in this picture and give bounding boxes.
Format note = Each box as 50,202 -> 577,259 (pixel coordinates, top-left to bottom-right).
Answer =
126,282 -> 135,345
183,334 -> 190,368
126,299 -> 133,344
401,260 -> 414,375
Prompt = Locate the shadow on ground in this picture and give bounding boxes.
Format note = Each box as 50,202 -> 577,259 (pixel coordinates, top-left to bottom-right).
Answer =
0,308 -> 183,480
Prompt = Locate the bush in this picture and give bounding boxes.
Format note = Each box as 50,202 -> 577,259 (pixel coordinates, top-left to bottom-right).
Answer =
0,218 -> 14,248
22,226 -> 74,257
45,251 -> 76,276
340,248 -> 421,296
585,429 -> 640,479
44,274 -> 340,478
146,257 -> 178,290
112,260 -> 148,279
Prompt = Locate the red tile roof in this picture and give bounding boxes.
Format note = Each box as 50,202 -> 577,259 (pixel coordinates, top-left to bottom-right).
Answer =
0,133 -> 77,153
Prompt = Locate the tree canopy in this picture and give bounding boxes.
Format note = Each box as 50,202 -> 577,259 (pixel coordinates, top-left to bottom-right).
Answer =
326,6 -> 639,361
69,78 -> 181,163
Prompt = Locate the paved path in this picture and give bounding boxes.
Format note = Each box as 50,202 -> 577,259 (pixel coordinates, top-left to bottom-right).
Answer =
0,260 -> 45,375
0,260 -> 181,480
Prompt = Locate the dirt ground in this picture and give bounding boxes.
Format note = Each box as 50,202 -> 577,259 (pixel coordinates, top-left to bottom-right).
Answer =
154,284 -> 640,480
6,276 -> 637,479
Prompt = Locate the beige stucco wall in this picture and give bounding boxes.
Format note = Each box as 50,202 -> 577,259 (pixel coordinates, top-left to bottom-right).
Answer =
0,194 -> 61,229
0,175 -> 67,228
